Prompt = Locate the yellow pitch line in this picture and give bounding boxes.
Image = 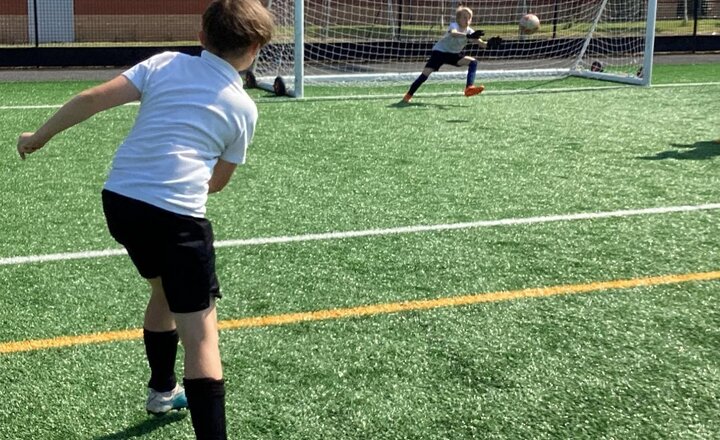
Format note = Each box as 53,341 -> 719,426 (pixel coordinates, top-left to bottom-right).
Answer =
0,328 -> 143,354
2,270 -> 719,355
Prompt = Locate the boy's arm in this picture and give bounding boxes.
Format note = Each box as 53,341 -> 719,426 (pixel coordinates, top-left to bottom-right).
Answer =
466,30 -> 488,47
208,159 -> 238,194
473,38 -> 489,48
452,30 -> 488,47
17,75 -> 140,160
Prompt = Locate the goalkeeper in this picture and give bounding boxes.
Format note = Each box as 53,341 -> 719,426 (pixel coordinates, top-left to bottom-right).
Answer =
402,5 -> 500,103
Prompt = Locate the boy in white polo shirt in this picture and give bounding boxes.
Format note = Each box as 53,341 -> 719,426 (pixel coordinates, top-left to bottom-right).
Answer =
17,1 -> 273,439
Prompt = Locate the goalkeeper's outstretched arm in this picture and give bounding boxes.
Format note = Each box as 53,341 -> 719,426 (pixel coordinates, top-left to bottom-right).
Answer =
473,38 -> 488,49
485,36 -> 503,50
466,29 -> 485,40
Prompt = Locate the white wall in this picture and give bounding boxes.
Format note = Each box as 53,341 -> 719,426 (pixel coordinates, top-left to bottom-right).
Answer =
28,0 -> 75,43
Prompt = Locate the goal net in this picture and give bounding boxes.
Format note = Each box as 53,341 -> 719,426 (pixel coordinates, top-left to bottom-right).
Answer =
251,0 -> 657,97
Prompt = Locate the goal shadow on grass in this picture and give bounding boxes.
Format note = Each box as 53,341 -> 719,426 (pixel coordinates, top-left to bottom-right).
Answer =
636,140 -> 720,161
525,77 -> 570,90
387,100 -> 470,110
94,412 -> 186,440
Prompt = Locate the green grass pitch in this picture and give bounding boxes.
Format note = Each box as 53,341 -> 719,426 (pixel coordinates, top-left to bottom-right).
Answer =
1,62 -> 719,439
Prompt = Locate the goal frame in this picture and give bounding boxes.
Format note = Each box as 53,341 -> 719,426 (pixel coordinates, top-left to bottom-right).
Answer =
257,0 -> 658,98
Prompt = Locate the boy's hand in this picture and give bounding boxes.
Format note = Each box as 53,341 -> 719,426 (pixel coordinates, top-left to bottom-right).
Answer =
17,132 -> 46,160
487,36 -> 503,50
467,30 -> 485,39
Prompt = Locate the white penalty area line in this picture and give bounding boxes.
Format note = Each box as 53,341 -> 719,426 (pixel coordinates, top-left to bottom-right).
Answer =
2,81 -> 718,109
250,81 -> 720,103
2,202 -> 720,267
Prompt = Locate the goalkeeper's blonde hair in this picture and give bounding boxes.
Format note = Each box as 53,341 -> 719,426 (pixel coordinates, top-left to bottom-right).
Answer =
456,5 -> 473,21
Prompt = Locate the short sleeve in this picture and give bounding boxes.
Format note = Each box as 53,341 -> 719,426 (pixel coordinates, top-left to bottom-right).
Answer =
121,52 -> 175,94
122,59 -> 152,93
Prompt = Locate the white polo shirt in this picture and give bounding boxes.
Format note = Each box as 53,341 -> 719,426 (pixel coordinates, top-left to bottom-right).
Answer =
433,22 -> 473,53
104,50 -> 257,218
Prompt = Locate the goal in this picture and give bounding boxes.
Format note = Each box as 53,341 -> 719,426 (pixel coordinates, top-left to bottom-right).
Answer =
250,0 -> 658,97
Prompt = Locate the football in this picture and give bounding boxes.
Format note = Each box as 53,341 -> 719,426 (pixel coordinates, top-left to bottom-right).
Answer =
519,13 -> 540,34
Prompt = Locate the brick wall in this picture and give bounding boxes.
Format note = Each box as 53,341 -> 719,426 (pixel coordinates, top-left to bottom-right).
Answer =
0,0 -> 717,45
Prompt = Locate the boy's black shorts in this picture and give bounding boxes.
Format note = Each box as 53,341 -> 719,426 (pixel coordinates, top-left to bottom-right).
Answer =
425,51 -> 466,70
102,189 -> 221,314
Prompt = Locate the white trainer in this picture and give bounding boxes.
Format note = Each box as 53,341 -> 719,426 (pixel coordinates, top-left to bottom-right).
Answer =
146,383 -> 188,415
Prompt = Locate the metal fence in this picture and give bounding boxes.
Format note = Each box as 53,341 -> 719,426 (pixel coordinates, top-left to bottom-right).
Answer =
1,0 -> 718,47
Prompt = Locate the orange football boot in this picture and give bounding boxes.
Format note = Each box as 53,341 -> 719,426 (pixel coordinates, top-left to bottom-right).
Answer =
464,85 -> 485,97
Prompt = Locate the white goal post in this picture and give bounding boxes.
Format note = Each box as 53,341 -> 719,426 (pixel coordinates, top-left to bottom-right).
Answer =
250,0 -> 658,97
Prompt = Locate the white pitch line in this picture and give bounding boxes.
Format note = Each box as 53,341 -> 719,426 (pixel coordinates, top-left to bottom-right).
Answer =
0,102 -> 140,111
2,82 -> 719,109
2,203 -> 720,267
0,248 -> 129,266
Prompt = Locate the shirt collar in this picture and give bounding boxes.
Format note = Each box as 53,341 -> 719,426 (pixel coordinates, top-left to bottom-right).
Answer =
201,50 -> 242,84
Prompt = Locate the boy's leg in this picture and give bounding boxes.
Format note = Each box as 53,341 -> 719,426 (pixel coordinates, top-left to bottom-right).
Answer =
458,57 -> 484,97
465,60 -> 478,88
145,277 -> 176,331
144,278 -> 178,393
174,304 -> 226,440
144,278 -> 186,414
404,67 -> 435,102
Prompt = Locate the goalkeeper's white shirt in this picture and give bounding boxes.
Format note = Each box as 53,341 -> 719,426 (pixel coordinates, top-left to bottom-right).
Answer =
432,22 -> 473,53
104,50 -> 257,218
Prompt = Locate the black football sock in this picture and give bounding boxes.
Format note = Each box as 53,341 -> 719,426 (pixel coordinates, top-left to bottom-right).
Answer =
407,73 -> 429,96
143,328 -> 179,392
184,378 -> 227,440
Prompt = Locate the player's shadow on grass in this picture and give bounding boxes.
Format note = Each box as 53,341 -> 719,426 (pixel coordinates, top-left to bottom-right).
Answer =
637,140 -> 720,161
94,412 -> 186,440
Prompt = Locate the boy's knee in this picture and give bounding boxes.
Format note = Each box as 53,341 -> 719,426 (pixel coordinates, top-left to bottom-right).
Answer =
174,305 -> 217,339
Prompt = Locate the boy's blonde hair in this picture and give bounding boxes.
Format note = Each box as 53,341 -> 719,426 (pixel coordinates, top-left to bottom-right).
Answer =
456,6 -> 473,21
202,0 -> 274,57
